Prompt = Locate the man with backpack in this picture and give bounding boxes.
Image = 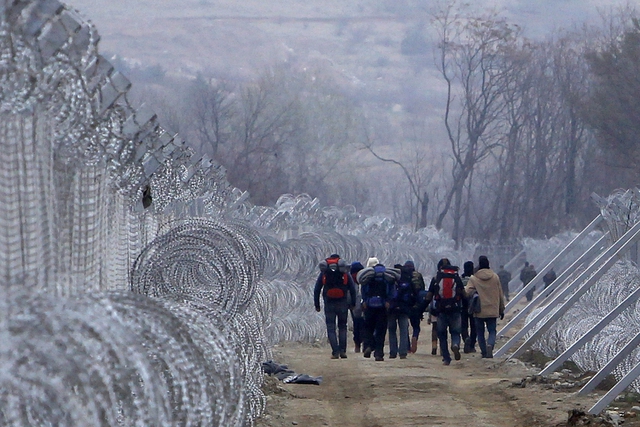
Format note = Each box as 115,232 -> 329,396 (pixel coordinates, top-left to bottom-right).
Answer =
314,254 -> 357,359
402,260 -> 427,354
466,256 -> 505,358
357,257 -> 399,361
460,261 -> 477,354
387,262 -> 419,359
349,261 -> 365,353
426,258 -> 465,365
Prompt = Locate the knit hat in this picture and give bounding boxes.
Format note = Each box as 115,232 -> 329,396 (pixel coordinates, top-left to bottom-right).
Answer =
463,261 -> 474,277
350,261 -> 364,274
366,257 -> 379,268
478,255 -> 490,270
404,260 -> 415,269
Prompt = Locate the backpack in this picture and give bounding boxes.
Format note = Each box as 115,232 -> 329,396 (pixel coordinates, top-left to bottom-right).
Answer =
320,256 -> 349,299
366,265 -> 388,308
434,267 -> 461,313
391,281 -> 416,309
391,267 -> 416,309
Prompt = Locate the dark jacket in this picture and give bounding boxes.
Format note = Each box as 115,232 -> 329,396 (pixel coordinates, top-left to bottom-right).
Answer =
520,265 -> 536,284
314,270 -> 357,309
426,266 -> 465,313
497,268 -> 512,289
543,269 -> 557,287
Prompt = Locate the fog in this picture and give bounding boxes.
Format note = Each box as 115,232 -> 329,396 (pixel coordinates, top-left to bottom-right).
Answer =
65,0 -> 639,244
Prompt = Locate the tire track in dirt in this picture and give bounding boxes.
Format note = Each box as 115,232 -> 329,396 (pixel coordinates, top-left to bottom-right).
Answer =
260,341 -> 606,427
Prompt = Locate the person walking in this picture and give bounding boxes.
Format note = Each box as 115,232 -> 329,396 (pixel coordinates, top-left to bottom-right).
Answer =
520,262 -> 537,302
426,258 -> 465,365
387,262 -> 418,359
357,257 -> 398,362
403,260 -> 427,354
543,267 -> 557,289
466,255 -> 505,358
497,265 -> 512,302
314,254 -> 357,359
349,261 -> 365,353
460,261 -> 477,353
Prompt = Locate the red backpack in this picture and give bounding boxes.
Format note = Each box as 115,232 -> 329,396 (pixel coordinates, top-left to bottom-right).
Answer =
322,256 -> 349,299
434,267 -> 461,312
439,268 -> 457,299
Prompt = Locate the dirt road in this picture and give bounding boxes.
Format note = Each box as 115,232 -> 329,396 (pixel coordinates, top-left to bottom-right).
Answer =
256,339 -> 621,427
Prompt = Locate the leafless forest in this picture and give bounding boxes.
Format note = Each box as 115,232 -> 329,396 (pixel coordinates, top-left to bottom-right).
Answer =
72,0 -> 640,246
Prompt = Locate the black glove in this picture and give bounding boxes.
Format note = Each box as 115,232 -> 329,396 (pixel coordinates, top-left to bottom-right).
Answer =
315,306 -> 321,312
499,312 -> 504,320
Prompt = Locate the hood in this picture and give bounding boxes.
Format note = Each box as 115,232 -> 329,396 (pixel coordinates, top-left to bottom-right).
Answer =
474,268 -> 494,281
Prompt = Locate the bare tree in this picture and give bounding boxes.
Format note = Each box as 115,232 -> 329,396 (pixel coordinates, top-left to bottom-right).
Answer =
187,75 -> 236,157
432,3 -> 518,246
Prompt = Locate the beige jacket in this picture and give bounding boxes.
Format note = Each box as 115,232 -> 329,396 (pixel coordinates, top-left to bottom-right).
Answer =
466,268 -> 505,318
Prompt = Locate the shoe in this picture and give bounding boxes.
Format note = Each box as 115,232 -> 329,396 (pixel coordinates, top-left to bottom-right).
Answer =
486,345 -> 494,358
340,352 -> 347,359
331,354 -> 339,359
363,347 -> 372,358
399,354 -> 407,359
375,356 -> 384,362
443,359 -> 451,366
355,343 -> 361,353
410,337 -> 418,353
463,339 -> 472,354
389,354 -> 397,359
452,345 -> 461,361
431,347 -> 437,356
469,347 -> 476,353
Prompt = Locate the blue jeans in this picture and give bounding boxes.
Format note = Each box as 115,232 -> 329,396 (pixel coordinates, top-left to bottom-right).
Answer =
324,300 -> 349,355
437,311 -> 461,362
474,317 -> 497,357
387,311 -> 409,357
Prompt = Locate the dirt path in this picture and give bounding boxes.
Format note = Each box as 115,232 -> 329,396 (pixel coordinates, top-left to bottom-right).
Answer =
256,337 -> 607,427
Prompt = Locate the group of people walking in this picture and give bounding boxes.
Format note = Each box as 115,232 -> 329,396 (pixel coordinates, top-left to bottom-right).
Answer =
314,254 -> 508,364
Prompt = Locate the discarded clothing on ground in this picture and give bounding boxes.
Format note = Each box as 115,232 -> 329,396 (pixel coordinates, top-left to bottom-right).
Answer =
282,374 -> 323,385
262,360 -> 322,385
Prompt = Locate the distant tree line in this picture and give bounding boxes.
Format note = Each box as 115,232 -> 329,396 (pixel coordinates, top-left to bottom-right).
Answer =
128,4 -> 640,247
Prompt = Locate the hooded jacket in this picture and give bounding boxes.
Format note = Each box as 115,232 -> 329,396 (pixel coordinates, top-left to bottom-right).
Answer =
466,268 -> 505,319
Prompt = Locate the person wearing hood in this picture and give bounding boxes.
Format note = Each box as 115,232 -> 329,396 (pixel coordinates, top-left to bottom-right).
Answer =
465,255 -> 505,358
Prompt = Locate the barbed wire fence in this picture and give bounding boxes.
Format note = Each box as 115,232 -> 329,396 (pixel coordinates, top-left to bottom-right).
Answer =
4,0 -> 640,425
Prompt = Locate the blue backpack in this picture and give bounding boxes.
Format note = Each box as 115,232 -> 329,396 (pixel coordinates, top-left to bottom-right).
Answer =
367,265 -> 388,308
393,281 -> 416,308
